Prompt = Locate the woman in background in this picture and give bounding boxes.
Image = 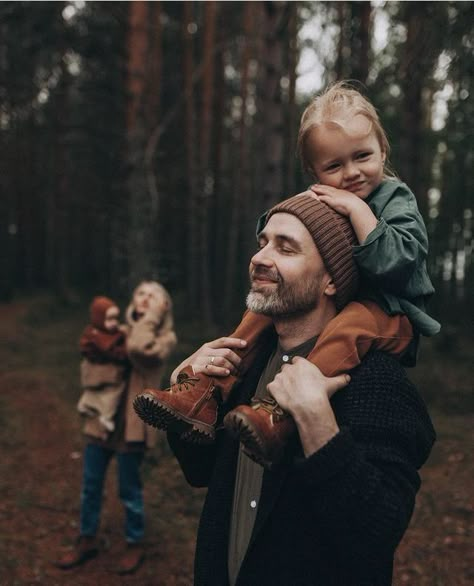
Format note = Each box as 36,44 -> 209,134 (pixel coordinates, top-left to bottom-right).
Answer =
55,281 -> 177,575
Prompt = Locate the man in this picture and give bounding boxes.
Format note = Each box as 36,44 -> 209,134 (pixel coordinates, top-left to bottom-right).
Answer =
167,193 -> 435,585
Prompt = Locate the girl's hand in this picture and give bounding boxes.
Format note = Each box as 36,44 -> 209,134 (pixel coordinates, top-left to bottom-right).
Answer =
171,337 -> 247,384
309,184 -> 361,217
309,184 -> 377,243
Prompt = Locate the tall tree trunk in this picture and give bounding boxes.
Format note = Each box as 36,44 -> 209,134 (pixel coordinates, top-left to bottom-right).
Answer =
126,1 -> 159,287
259,1 -> 290,211
53,66 -> 71,299
182,1 -> 200,313
127,0 -> 148,132
145,1 -> 163,265
147,1 -> 162,125
198,0 -> 217,325
224,1 -> 254,316
0,153 -> 14,300
211,20 -> 226,320
335,2 -> 348,81
399,3 -> 438,217
336,1 -> 371,83
351,1 -> 371,84
287,1 -> 298,195
17,126 -> 36,290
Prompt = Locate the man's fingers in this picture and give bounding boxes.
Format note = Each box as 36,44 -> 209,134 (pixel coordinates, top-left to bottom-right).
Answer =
192,352 -> 240,376
196,364 -> 232,377
206,337 -> 247,349
287,357 -> 350,397
326,374 -> 351,397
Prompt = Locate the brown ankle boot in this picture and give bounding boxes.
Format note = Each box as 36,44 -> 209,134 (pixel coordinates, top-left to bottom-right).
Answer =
133,366 -> 222,443
116,542 -> 145,575
53,535 -> 100,569
223,397 -> 296,469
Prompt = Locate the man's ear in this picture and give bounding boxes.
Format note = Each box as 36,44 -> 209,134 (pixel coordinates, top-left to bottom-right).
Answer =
324,278 -> 337,299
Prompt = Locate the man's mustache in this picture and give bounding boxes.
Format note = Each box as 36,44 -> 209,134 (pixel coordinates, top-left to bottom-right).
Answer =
250,266 -> 281,283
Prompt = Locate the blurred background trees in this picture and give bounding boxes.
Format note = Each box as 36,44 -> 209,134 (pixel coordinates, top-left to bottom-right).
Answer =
0,0 -> 472,330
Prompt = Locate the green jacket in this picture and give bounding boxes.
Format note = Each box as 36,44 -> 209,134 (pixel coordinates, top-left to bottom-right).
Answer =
257,180 -> 440,365
353,179 -> 440,338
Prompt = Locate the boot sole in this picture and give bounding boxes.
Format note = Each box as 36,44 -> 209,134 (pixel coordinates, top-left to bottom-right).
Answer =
133,394 -> 215,443
54,548 -> 99,569
223,411 -> 272,469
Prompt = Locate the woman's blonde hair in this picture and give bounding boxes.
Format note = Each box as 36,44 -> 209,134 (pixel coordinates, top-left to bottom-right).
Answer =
132,280 -> 171,307
297,81 -> 392,178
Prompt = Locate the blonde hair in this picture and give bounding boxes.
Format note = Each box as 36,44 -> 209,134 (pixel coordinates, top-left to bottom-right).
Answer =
132,280 -> 172,308
297,81 -> 392,178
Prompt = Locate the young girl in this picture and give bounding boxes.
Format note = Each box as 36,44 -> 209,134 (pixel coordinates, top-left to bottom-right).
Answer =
134,82 -> 440,468
55,282 -> 177,573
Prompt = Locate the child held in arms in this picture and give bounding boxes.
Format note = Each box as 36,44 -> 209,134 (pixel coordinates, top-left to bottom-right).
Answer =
134,81 -> 440,468
77,296 -> 129,437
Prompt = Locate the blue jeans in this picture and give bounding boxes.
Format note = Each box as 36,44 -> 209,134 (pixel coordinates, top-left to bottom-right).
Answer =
80,443 -> 145,543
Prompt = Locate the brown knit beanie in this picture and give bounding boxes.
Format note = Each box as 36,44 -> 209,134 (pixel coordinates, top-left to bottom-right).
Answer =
90,296 -> 116,330
265,193 -> 359,310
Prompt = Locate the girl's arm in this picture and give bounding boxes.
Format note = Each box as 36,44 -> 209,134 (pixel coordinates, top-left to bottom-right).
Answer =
311,183 -> 429,292
352,192 -> 429,291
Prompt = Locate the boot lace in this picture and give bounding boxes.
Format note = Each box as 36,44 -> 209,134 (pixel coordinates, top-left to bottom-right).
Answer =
251,396 -> 287,421
173,372 -> 200,392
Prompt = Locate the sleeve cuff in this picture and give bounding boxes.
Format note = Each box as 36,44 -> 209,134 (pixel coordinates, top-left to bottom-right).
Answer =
295,427 -> 357,487
353,217 -> 388,253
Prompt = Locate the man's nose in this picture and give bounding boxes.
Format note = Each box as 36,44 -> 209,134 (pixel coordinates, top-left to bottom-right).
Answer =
251,246 -> 273,267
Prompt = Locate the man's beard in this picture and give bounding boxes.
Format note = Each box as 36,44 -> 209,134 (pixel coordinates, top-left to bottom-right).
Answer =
246,266 -> 323,317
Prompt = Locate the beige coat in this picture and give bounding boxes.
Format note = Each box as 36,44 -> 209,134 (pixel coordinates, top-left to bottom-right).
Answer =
77,359 -> 127,436
83,291 -> 177,448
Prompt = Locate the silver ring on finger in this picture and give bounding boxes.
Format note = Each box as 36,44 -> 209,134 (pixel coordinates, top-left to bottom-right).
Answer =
209,356 -> 215,365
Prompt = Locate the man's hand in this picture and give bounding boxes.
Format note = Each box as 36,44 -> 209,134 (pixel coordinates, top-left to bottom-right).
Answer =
267,357 -> 350,457
170,337 -> 247,384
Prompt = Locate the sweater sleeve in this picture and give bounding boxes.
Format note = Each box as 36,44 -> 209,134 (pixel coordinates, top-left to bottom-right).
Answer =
353,185 -> 429,295
295,352 -> 435,571
167,431 -> 218,488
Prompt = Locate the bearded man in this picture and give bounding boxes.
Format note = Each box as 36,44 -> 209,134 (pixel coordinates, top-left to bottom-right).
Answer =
168,194 -> 435,585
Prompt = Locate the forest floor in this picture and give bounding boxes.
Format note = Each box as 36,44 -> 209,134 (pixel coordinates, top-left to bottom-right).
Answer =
0,296 -> 472,586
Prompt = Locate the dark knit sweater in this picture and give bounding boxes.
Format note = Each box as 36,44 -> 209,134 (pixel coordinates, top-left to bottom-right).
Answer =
168,351 -> 435,586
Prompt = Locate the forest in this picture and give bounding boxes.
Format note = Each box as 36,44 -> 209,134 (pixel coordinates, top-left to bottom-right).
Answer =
0,1 -> 472,584
1,0 -> 472,325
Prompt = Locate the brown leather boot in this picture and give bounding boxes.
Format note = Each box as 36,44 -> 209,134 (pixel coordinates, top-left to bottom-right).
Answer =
116,542 -> 145,575
133,366 -> 222,443
53,535 -> 100,569
223,397 -> 296,469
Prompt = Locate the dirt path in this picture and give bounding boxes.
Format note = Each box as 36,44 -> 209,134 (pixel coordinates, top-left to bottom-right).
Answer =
0,301 -> 203,585
0,371 -> 204,586
0,300 -> 472,585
